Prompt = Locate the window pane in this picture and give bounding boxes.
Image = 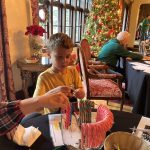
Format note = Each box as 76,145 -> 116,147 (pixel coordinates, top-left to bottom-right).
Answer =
60,0 -> 65,3
75,11 -> 81,42
53,6 -> 59,33
77,0 -> 80,7
76,27 -> 80,42
87,0 -> 92,9
66,0 -> 71,4
66,27 -> 71,36
66,8 -> 72,36
80,1 -> 85,8
71,0 -> 75,6
66,9 -> 69,26
76,11 -> 79,25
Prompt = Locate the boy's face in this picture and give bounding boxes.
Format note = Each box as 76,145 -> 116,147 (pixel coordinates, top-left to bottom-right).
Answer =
50,47 -> 73,71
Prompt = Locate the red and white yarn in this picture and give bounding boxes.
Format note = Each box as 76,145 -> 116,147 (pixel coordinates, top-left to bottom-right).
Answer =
81,105 -> 114,149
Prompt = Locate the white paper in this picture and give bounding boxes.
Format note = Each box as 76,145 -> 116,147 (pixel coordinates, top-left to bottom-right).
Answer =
143,68 -> 150,73
48,114 -> 81,148
130,62 -> 150,72
48,112 -> 99,147
23,126 -> 41,147
61,116 -> 81,148
48,114 -> 64,147
135,116 -> 150,146
144,61 -> 150,65
13,124 -> 41,147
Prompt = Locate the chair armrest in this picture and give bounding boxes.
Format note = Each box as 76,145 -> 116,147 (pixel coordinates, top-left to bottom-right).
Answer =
88,65 -> 109,70
88,60 -> 104,65
88,68 -> 123,80
107,69 -> 123,79
88,73 -> 117,79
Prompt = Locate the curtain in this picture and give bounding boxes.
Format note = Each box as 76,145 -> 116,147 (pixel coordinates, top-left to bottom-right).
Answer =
30,0 -> 39,25
0,0 -> 16,102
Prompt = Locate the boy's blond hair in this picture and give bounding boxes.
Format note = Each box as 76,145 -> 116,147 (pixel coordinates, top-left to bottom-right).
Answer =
47,33 -> 74,51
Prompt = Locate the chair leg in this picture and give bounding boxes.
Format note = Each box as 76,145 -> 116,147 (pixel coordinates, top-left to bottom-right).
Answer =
107,100 -> 109,105
120,91 -> 125,111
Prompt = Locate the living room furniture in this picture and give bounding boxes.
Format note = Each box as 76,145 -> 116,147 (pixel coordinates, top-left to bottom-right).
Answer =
17,59 -> 51,98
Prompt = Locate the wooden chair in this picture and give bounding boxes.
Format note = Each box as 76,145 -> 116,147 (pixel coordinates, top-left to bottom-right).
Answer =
80,39 -> 103,64
80,38 -> 110,73
77,45 -> 125,111
80,38 -> 127,89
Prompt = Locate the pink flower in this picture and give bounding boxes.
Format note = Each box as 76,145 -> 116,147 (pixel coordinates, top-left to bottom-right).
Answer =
25,25 -> 46,36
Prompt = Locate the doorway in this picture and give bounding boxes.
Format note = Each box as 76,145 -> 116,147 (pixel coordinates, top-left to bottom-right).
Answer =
135,4 -> 150,41
134,4 -> 150,51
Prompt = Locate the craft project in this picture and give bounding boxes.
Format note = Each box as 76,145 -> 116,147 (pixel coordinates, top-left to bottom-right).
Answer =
63,100 -> 114,149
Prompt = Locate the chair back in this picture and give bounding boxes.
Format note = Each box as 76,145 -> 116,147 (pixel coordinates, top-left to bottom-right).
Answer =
80,39 -> 92,64
77,45 -> 124,111
77,45 -> 90,98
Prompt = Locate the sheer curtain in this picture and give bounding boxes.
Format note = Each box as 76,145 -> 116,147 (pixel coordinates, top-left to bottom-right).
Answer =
0,0 -> 16,102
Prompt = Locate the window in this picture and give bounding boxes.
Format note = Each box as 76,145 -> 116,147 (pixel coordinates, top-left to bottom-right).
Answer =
75,10 -> 82,42
65,8 -> 73,36
53,6 -> 59,33
39,0 -> 92,43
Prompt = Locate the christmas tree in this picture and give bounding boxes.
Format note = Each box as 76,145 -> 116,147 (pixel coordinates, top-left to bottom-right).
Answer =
82,0 -> 122,54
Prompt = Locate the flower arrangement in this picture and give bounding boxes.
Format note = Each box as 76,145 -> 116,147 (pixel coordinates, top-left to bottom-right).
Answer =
25,25 -> 47,56
25,25 -> 46,36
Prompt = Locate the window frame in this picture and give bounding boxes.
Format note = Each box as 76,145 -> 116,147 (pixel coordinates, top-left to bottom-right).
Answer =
40,0 -> 91,43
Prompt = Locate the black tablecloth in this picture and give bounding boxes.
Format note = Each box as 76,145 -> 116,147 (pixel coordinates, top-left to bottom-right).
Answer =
126,61 -> 150,117
0,110 -> 141,150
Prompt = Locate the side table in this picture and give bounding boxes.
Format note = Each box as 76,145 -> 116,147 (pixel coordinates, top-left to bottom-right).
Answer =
17,59 -> 51,98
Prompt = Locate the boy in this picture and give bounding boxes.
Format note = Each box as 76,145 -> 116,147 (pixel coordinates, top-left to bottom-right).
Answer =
33,33 -> 85,114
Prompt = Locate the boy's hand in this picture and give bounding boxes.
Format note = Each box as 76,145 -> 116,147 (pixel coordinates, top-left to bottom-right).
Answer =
74,88 -> 85,99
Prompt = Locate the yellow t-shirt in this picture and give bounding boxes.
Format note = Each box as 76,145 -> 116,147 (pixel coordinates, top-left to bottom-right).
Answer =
33,66 -> 83,114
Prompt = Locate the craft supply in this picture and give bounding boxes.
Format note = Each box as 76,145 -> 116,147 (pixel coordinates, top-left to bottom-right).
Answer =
142,125 -> 150,143
62,101 -> 114,149
81,105 -> 114,149
79,100 -> 93,125
63,105 -> 71,129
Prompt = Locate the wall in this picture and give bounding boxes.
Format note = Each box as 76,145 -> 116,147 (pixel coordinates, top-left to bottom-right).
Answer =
128,0 -> 150,47
5,0 -> 32,91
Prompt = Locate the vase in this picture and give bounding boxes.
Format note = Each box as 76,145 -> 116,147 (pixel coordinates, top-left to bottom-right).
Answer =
29,35 -> 43,58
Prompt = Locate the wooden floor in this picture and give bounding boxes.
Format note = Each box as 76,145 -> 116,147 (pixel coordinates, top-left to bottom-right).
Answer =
92,100 -> 132,112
